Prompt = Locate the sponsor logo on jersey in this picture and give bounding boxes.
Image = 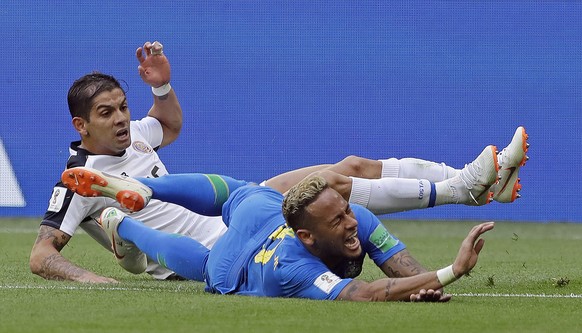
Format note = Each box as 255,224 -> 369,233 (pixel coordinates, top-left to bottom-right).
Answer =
369,225 -> 399,253
132,141 -> 154,154
314,271 -> 342,294
47,186 -> 67,212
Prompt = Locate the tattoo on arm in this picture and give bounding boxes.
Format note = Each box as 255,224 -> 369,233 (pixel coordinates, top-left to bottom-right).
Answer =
384,278 -> 396,300
385,250 -> 427,278
340,278 -> 402,302
342,280 -> 366,301
40,253 -> 87,281
36,226 -> 68,251
34,226 -> 86,280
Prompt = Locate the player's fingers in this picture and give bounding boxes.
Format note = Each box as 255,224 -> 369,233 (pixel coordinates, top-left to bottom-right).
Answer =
136,47 -> 146,63
479,221 -> 495,234
151,41 -> 163,55
439,294 -> 452,302
474,238 -> 485,254
138,65 -> 147,77
466,222 -> 493,244
143,41 -> 153,56
425,289 -> 434,298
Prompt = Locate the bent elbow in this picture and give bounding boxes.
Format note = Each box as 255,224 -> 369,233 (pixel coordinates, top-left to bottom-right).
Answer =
29,251 -> 43,276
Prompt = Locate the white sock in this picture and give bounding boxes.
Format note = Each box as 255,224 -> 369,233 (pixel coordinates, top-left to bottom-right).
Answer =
434,177 -> 463,205
380,158 -> 459,181
349,177 -> 434,215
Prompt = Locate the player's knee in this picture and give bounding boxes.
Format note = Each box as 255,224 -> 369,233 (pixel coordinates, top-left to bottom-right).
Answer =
336,155 -> 366,175
311,170 -> 344,187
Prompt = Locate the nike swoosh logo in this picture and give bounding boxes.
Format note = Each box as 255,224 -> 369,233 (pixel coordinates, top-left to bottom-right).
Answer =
498,167 -> 517,194
111,234 -> 125,259
474,185 -> 493,200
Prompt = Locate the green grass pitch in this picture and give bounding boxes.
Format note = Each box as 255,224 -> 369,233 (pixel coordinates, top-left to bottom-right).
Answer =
0,218 -> 580,333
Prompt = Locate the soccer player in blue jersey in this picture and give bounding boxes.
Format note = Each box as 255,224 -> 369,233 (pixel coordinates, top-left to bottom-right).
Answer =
32,36 -> 526,286
61,167 -> 494,302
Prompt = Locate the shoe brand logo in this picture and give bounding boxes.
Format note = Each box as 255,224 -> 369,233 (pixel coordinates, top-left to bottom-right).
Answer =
497,167 -> 517,194
111,234 -> 125,259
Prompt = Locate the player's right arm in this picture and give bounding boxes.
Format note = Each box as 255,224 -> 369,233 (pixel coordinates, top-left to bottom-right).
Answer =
29,225 -> 117,283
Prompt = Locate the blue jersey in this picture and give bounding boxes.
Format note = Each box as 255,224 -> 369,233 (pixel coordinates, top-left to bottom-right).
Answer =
205,185 -> 406,300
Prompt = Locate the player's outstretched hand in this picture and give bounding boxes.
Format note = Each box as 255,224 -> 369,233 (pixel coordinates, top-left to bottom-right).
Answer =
136,41 -> 171,88
409,289 -> 452,302
452,222 -> 495,278
77,272 -> 119,284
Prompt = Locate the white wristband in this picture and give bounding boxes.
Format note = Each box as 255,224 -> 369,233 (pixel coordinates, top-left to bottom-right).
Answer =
436,265 -> 458,286
152,83 -> 171,96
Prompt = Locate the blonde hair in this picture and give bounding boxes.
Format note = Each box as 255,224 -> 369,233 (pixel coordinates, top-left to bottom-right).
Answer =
282,175 -> 328,230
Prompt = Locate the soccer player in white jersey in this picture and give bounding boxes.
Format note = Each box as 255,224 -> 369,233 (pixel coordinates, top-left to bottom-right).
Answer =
29,41 -> 228,282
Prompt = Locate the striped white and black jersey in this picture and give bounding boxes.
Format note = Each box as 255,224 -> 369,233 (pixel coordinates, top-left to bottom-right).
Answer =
41,116 -> 227,279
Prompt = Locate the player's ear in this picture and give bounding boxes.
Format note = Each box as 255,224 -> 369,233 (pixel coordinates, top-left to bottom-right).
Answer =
72,117 -> 88,135
296,229 -> 315,246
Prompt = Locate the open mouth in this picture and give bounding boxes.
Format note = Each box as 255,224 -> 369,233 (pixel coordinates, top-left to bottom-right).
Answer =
116,128 -> 129,139
345,232 -> 360,251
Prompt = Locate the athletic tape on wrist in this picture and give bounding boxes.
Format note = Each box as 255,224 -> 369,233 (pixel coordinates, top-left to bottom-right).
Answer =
436,265 -> 457,286
152,83 -> 171,96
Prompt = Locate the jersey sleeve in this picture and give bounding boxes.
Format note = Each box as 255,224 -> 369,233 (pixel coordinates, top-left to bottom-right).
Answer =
41,183 -> 110,236
277,260 -> 352,300
352,204 -> 406,267
131,117 -> 163,149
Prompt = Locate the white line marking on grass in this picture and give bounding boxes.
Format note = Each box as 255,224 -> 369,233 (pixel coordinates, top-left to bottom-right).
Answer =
1,285 -> 581,298
454,293 -> 582,298
0,284 -> 191,293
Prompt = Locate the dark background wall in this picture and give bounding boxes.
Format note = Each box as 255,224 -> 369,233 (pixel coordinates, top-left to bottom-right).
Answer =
1,1 -> 580,222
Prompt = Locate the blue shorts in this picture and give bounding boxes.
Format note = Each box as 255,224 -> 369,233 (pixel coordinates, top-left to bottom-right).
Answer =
205,185 -> 285,294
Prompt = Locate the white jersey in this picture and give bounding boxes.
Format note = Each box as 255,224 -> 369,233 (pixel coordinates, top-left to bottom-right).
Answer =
41,116 -> 227,279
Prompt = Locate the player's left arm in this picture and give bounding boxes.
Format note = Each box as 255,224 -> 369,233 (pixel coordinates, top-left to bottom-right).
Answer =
379,250 -> 452,302
136,41 -> 182,148
379,249 -> 427,278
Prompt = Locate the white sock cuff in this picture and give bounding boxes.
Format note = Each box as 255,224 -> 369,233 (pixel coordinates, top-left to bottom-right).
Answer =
348,177 -> 371,207
379,158 -> 400,178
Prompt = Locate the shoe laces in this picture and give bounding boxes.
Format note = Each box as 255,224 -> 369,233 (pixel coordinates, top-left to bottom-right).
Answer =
459,160 -> 483,190
497,148 -> 510,166
459,161 -> 484,205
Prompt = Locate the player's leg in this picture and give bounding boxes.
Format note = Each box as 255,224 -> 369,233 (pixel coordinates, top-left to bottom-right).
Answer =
317,169 -> 436,213
266,155 -> 459,194
379,158 -> 460,182
101,207 -> 209,281
318,145 -> 499,214
264,165 -> 332,193
138,174 -> 249,216
61,167 -> 249,215
266,156 -> 383,193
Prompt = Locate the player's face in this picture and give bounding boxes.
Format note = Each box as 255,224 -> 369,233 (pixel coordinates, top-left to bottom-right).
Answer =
306,188 -> 362,263
80,88 -> 132,155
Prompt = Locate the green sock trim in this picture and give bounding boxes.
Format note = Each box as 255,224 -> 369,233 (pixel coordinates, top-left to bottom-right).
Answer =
205,174 -> 230,206
157,254 -> 167,268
